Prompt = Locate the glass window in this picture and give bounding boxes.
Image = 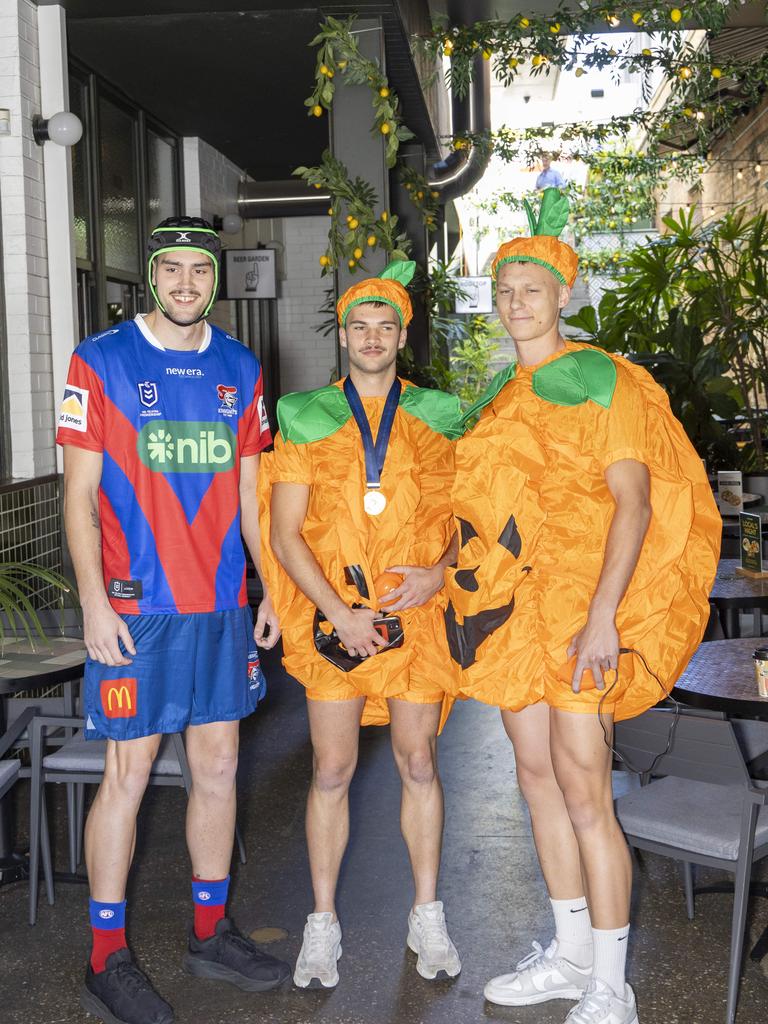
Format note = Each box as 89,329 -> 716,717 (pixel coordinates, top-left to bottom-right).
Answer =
99,97 -> 139,275
147,130 -> 178,227
106,279 -> 138,327
69,76 -> 91,262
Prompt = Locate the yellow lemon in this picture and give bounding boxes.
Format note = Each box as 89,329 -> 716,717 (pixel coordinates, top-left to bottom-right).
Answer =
508,57 -> 519,68
679,66 -> 692,79
380,122 -> 391,134
353,247 -> 363,259
327,70 -> 334,79
632,12 -> 643,25
431,190 -> 439,198
379,86 -> 390,98
711,67 -> 722,79
550,22 -> 560,33
348,259 -> 356,268
443,40 -> 454,56
482,49 -> 492,60
367,235 -> 376,246
327,207 -> 333,216
671,8 -> 682,23
338,60 -> 347,69
642,48 -> 652,57
381,211 -> 389,222
319,64 -> 329,76
683,107 -> 694,117
312,105 -> 323,117
416,190 -> 424,199
520,17 -> 529,28
319,255 -> 329,266
349,217 -> 359,229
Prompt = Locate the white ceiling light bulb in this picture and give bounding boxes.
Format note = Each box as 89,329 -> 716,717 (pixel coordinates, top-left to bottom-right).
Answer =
33,110 -> 83,146
221,213 -> 243,234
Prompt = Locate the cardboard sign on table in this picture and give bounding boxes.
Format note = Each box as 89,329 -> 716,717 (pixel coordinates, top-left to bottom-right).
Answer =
736,511 -> 768,578
718,470 -> 743,514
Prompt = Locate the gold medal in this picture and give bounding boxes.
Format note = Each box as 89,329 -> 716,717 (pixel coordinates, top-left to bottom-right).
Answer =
364,490 -> 387,516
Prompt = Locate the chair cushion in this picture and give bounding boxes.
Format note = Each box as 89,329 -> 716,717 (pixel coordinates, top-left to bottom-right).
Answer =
615,776 -> 768,861
0,758 -> 20,790
43,732 -> 183,776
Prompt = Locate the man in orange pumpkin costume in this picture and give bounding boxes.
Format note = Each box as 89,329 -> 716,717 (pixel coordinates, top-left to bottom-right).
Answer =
445,190 -> 720,1023
260,261 -> 463,989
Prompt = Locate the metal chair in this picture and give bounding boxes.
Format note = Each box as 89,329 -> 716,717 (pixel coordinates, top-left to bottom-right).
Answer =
614,708 -> 768,1024
27,716 -> 247,925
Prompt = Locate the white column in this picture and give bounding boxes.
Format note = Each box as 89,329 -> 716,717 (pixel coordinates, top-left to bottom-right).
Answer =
183,136 -> 202,216
37,2 -> 78,473
0,0 -> 53,478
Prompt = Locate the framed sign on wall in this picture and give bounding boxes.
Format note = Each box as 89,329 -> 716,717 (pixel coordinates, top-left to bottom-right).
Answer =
454,276 -> 493,314
224,249 -> 277,299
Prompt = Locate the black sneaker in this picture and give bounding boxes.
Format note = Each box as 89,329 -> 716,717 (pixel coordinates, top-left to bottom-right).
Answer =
183,917 -> 291,992
80,948 -> 174,1024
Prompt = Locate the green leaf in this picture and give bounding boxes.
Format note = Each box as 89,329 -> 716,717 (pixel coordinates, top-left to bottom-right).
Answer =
522,198 -> 537,236
535,188 -> 570,237
380,260 -> 416,286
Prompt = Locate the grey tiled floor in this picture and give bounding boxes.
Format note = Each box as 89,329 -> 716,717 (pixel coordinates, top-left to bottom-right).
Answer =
1,646 -> 767,1023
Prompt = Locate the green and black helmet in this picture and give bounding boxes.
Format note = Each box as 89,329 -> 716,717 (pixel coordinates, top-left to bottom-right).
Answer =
147,216 -> 222,324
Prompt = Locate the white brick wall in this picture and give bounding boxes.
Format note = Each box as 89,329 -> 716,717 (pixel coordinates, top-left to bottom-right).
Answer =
277,216 -> 337,394
0,0 -> 55,478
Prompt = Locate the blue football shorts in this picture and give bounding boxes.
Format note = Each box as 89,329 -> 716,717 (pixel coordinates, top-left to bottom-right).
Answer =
84,606 -> 267,740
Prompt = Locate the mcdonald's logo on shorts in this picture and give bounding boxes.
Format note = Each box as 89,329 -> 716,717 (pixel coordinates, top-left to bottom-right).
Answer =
101,678 -> 138,719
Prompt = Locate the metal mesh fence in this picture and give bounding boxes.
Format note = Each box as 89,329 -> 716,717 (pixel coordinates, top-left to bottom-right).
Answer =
0,477 -> 64,609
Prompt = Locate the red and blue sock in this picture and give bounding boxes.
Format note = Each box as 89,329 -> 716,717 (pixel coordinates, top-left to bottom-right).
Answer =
192,875 -> 229,940
89,898 -> 127,973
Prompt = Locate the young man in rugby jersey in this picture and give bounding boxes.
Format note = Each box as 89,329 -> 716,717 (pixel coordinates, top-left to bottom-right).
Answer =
57,217 -> 290,1024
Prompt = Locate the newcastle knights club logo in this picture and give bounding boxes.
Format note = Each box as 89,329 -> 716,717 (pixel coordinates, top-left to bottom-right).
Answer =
137,380 -> 159,408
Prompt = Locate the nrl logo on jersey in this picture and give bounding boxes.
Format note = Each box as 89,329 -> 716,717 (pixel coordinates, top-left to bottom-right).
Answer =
137,380 -> 161,417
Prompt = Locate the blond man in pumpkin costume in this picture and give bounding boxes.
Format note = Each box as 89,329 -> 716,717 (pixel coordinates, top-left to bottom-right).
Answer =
446,190 -> 720,1023
260,261 -> 463,988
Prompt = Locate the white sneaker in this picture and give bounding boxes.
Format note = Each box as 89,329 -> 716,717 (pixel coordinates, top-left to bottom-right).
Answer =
406,901 -> 461,980
565,979 -> 639,1024
293,912 -> 342,989
484,940 -> 592,1006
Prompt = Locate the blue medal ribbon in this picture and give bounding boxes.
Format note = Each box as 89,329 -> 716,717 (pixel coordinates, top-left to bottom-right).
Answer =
343,376 -> 401,491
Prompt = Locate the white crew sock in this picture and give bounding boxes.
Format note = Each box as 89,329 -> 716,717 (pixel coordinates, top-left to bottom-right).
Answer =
550,897 -> 593,967
592,924 -> 629,996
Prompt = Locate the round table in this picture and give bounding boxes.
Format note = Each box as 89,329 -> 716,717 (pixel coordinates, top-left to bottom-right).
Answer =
0,635 -> 86,885
673,637 -> 768,717
709,559 -> 768,639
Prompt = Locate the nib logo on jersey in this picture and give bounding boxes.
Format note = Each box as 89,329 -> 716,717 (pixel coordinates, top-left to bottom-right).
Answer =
137,420 -> 236,473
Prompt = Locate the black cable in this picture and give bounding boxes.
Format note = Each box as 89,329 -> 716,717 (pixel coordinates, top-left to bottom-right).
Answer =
597,646 -> 681,776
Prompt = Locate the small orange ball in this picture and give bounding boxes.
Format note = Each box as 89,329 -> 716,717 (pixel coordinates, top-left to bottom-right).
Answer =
375,571 -> 403,606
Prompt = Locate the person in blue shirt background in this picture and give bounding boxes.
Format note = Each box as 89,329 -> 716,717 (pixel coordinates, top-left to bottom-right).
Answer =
536,154 -> 566,190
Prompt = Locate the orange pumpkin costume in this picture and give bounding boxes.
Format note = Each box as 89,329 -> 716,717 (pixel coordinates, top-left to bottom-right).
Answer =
445,197 -> 721,721
260,263 -> 463,727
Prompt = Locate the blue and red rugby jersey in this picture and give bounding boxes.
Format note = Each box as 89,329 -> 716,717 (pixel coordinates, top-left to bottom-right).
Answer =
56,317 -> 271,615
